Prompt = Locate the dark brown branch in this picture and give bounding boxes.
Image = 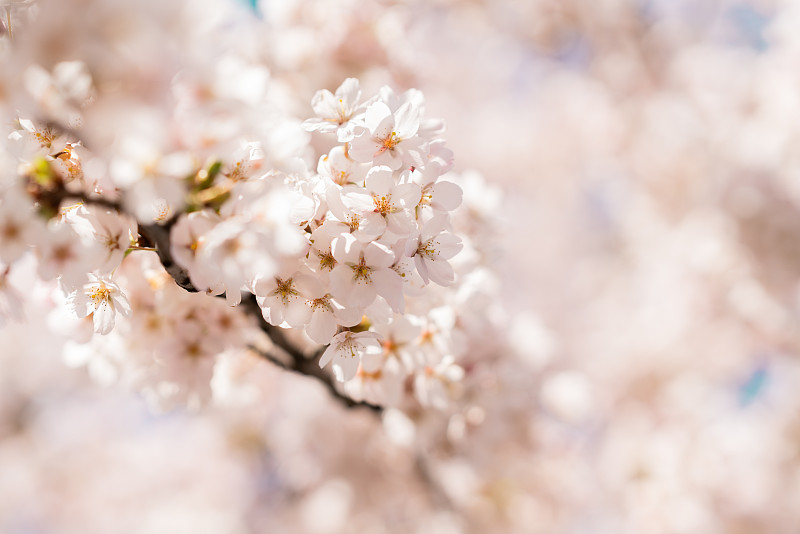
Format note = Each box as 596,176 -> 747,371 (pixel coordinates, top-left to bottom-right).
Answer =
241,293 -> 380,411
138,220 -> 198,293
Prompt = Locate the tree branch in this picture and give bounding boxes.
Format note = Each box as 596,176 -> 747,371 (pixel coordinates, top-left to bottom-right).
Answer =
60,189 -> 381,412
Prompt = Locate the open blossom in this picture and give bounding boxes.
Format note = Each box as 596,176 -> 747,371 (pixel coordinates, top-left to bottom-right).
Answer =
404,166 -> 462,219
325,187 -> 384,243
67,277 -> 131,335
339,165 -> 421,241
72,205 -> 137,275
319,330 -> 383,382
294,274 -> 361,344
330,233 -> 405,313
317,145 -> 368,186
348,100 -> 427,170
303,78 -> 368,142
252,269 -> 312,328
410,215 -> 463,286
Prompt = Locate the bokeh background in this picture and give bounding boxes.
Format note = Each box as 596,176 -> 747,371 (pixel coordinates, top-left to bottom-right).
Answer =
2,0 -> 800,532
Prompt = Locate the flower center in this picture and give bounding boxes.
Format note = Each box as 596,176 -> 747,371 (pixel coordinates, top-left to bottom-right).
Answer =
317,249 -> 337,271
89,284 -> 110,307
379,131 -> 400,152
351,258 -> 372,283
271,277 -> 298,304
346,213 -> 361,232
372,194 -> 392,215
417,239 -> 437,258
310,295 -> 333,312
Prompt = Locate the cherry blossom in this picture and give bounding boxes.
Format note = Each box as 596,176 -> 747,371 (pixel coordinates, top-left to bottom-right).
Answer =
303,78 -> 368,142
67,276 -> 131,335
339,165 -> 421,241
348,101 -> 428,171
319,330 -> 383,382
329,233 -> 405,313
410,215 -> 463,286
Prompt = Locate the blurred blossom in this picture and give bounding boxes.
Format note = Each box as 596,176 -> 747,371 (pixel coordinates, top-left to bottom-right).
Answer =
1,0 -> 800,533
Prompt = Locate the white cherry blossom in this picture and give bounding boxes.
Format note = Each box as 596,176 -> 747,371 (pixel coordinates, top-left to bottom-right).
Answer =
348,101 -> 427,171
293,274 -> 361,344
330,233 -> 404,313
340,165 -> 421,241
303,78 -> 368,142
319,330 -> 382,382
252,270 -> 311,328
67,276 -> 131,335
317,145 -> 368,187
410,215 -> 463,286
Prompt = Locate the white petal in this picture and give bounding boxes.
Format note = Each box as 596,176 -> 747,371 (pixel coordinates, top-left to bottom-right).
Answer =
356,213 -> 386,242
284,298 -> 312,327
431,181 -> 462,211
364,241 -> 394,269
365,166 -> 394,196
393,101 -> 421,138
364,102 -> 392,134
333,350 -> 360,382
372,268 -> 404,313
92,301 -> 116,335
393,182 -> 422,208
306,310 -> 338,344
311,89 -> 339,118
426,257 -> 455,286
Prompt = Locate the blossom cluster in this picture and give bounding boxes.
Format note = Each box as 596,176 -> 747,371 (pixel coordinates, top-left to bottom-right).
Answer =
0,0 -> 475,411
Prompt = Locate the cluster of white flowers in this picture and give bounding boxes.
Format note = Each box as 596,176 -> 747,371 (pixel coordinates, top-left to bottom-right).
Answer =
6,0 -> 800,533
0,0 -> 480,412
